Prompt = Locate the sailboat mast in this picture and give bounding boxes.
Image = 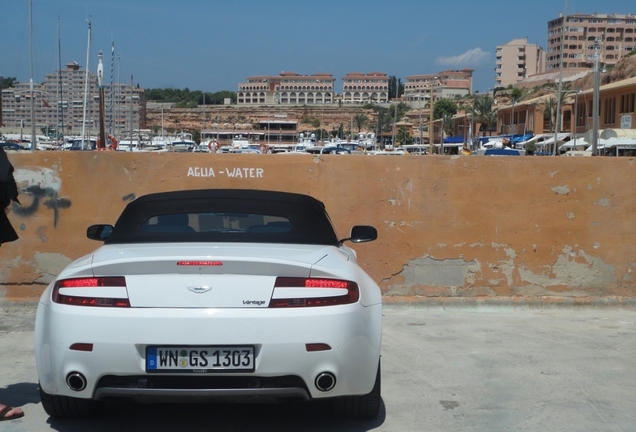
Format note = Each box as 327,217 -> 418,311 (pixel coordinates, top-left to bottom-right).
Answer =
129,73 -> 133,144
81,19 -> 91,149
57,16 -> 64,142
109,40 -> 114,135
29,0 -> 36,151
553,0 -> 568,155
117,56 -> 120,138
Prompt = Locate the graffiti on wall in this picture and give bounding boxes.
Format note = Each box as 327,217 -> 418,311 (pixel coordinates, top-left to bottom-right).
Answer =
12,168 -> 71,227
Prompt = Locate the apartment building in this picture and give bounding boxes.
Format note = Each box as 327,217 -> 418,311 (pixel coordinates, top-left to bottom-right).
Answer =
495,38 -> 546,87
341,72 -> 389,104
237,72 -> 336,106
1,62 -> 145,135
403,69 -> 473,105
547,12 -> 636,70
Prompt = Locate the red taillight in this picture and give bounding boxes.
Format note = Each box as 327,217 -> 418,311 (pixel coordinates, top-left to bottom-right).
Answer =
269,277 -> 359,308
52,277 -> 130,307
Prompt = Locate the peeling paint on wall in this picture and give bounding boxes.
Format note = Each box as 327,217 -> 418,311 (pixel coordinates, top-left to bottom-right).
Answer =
33,252 -> 73,285
518,246 -> 615,293
552,185 -> 570,195
387,256 -> 481,296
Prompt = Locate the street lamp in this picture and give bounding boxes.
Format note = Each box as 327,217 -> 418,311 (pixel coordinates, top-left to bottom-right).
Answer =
418,92 -> 423,145
573,88 -> 581,149
591,33 -> 603,156
511,100 -> 516,136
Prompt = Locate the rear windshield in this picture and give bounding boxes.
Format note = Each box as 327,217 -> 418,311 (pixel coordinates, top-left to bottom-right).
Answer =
141,213 -> 292,234
105,190 -> 339,246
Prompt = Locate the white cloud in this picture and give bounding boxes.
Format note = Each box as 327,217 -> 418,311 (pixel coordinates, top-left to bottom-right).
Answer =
435,48 -> 490,67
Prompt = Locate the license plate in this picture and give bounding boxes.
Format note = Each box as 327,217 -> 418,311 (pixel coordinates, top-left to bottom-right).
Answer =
146,346 -> 255,373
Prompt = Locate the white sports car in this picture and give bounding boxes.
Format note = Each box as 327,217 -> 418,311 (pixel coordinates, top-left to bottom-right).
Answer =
35,189 -> 382,419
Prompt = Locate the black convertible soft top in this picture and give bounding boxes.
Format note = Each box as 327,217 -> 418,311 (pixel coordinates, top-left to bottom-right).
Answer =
105,189 -> 340,246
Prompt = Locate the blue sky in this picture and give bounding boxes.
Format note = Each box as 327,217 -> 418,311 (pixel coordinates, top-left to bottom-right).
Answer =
2,0 -> 634,94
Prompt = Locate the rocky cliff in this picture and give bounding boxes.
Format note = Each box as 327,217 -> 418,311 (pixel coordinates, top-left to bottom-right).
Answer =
144,105 -> 379,136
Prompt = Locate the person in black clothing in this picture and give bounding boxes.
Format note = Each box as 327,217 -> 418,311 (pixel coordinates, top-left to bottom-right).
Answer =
0,146 -> 20,246
0,146 -> 24,422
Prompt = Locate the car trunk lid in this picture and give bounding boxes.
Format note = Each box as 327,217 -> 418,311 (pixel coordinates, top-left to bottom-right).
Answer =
87,243 -> 344,308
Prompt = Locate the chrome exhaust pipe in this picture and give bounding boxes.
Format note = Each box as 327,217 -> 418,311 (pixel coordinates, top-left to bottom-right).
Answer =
66,372 -> 87,392
315,372 -> 336,392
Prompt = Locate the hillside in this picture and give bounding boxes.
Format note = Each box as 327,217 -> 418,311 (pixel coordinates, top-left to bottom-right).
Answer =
144,105 -> 380,137
577,53 -> 636,90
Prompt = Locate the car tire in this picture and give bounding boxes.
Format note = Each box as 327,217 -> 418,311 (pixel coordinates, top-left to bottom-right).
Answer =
329,359 -> 381,419
39,385 -> 102,419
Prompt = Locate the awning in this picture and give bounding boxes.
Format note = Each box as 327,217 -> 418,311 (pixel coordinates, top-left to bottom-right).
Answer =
518,134 -> 546,145
512,134 -> 533,143
443,136 -> 464,144
600,137 -> 636,147
541,133 -> 571,145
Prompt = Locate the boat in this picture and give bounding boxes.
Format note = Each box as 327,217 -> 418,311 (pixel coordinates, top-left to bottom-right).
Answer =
476,138 -> 525,156
304,146 -> 351,155
293,133 -> 316,152
229,135 -> 261,153
169,132 -> 196,153
117,138 -> 144,152
64,137 -> 97,151
367,149 -> 406,156
402,144 -> 427,155
356,133 -> 378,152
482,148 -> 524,156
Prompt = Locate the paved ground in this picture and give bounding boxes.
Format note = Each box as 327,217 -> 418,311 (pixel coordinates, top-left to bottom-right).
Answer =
1,301 -> 636,432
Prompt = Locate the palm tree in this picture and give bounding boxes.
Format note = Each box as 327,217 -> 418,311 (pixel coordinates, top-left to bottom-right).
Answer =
442,113 -> 454,137
547,81 -> 573,108
472,95 -> 497,136
509,87 -> 528,134
396,126 -> 413,146
542,96 -> 557,133
353,113 -> 369,133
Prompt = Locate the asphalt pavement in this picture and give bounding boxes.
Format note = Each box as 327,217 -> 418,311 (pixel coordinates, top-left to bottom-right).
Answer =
1,300 -> 635,432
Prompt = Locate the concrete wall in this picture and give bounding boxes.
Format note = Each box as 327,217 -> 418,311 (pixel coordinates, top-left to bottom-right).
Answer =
2,152 -> 635,304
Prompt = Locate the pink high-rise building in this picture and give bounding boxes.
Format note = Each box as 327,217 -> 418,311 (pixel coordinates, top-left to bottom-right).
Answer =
495,38 -> 546,87
547,12 -> 636,70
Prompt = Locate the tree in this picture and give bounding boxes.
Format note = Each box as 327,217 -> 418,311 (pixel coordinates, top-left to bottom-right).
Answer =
388,76 -> 404,100
442,113 -> 454,137
145,87 -> 237,105
433,98 -> 458,120
510,87 -> 528,105
472,95 -> 497,136
396,127 -> 413,146
2,77 -> 17,88
353,113 -> 369,133
331,123 -> 345,139
542,96 -> 557,133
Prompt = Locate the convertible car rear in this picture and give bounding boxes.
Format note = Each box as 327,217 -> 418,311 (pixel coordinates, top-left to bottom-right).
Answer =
35,189 -> 382,419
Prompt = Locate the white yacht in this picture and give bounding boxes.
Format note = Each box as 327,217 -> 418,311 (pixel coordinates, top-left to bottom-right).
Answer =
169,132 -> 196,153
229,135 -> 261,153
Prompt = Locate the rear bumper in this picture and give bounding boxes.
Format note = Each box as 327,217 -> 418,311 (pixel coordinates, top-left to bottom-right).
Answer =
35,300 -> 382,401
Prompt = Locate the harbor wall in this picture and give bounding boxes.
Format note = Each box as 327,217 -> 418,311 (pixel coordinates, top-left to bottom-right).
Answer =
2,152 -> 635,305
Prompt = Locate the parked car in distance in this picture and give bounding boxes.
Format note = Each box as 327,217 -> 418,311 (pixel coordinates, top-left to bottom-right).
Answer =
304,146 -> 351,155
63,138 -> 97,151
